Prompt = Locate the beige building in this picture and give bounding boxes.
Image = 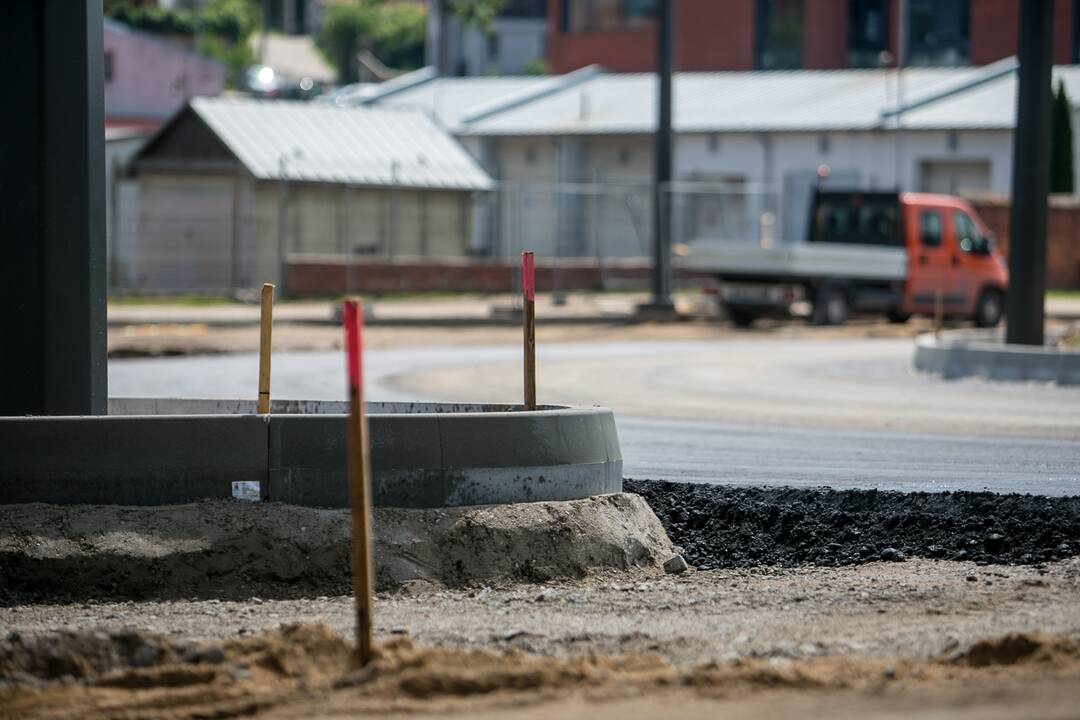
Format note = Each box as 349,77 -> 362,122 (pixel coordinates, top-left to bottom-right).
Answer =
130,97 -> 493,293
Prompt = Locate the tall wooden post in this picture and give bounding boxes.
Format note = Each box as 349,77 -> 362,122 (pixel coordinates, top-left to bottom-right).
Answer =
343,299 -> 374,663
257,283 -> 274,414
522,252 -> 537,410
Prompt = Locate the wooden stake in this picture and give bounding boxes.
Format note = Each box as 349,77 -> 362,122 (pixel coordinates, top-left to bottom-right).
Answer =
257,283 -> 274,414
522,252 -> 536,410
934,288 -> 944,339
343,298 -> 375,664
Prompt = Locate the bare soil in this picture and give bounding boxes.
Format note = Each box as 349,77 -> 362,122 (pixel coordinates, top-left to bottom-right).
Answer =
3,622 -> 1080,720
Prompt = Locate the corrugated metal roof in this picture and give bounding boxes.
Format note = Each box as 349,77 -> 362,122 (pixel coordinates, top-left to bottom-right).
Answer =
189,97 -> 493,191
328,74 -> 547,131
441,65 -> 1080,136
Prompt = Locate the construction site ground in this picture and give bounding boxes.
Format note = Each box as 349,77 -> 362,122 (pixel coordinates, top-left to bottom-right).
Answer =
5,292 -> 1078,717
3,557 -> 1080,718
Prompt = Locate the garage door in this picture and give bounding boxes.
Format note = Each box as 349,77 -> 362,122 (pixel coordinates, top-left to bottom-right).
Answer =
919,161 -> 992,195
136,174 -> 234,292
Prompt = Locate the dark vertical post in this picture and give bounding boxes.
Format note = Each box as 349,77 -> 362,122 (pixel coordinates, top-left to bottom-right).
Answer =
644,0 -> 675,314
1006,0 -> 1054,346
0,0 -> 107,415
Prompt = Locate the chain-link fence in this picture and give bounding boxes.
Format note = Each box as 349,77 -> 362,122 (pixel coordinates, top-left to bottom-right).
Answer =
107,175 -> 784,296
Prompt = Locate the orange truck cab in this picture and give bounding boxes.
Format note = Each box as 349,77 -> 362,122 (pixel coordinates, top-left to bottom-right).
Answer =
895,192 -> 1008,327
685,190 -> 1009,327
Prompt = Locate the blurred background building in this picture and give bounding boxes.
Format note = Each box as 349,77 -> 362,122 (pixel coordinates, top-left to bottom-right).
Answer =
98,0 -> 1080,296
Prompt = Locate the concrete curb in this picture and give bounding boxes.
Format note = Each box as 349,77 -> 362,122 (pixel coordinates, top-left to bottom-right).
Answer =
912,330 -> 1080,385
0,400 -> 623,509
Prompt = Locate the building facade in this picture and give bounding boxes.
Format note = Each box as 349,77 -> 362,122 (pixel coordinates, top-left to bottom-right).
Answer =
427,0 -> 548,75
547,0 -> 1078,73
104,18 -> 226,130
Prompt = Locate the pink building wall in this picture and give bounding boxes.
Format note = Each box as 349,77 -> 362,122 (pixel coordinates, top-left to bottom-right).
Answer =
104,19 -> 226,127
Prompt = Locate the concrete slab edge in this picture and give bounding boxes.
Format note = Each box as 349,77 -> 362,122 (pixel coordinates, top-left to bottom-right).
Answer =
912,331 -> 1080,385
0,403 -> 623,508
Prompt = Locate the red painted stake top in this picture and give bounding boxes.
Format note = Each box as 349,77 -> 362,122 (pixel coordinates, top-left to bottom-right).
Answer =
343,299 -> 364,391
522,251 -> 535,302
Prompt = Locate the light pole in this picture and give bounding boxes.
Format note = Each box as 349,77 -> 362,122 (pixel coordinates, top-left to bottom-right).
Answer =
1006,0 -> 1054,345
640,0 -> 676,316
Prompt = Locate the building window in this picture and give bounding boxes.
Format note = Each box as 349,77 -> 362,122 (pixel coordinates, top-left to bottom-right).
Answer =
104,50 -> 115,83
818,134 -> 831,155
756,0 -> 804,70
1073,0 -> 1080,62
560,0 -> 656,33
618,146 -> 632,165
907,0 -> 969,67
707,134 -> 720,154
848,0 -> 889,68
503,0 -> 547,17
488,33 -> 500,58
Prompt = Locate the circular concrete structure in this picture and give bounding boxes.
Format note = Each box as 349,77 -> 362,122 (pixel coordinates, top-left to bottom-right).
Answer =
913,330 -> 1080,386
0,400 -> 622,509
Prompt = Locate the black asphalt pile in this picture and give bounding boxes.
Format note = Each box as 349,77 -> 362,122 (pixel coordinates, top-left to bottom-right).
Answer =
625,480 -> 1080,569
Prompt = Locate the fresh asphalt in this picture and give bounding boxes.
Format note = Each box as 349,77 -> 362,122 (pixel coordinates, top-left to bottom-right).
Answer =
108,339 -> 1080,497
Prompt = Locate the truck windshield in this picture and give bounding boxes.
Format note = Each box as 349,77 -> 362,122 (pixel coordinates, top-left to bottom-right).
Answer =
809,194 -> 901,247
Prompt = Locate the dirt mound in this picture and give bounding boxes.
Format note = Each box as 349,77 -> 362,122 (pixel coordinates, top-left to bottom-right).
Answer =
949,633 -> 1077,668
626,480 -> 1080,569
3,625 -> 1079,719
0,494 -> 674,603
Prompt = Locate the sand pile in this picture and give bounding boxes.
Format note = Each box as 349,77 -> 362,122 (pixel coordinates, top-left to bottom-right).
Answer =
0,494 -> 675,602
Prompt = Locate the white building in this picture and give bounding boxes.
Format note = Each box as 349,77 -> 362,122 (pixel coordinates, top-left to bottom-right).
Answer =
338,60 -> 1080,258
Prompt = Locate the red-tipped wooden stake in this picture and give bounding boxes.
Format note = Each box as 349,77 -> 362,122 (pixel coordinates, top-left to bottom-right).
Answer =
522,251 -> 536,410
343,298 -> 374,664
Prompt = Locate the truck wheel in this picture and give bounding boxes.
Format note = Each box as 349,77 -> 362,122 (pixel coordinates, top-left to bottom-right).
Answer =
812,287 -> 849,326
973,289 -> 1004,328
887,310 -> 911,324
729,307 -> 757,328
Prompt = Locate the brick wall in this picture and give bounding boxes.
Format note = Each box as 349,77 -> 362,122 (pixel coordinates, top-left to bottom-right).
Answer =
968,194 -> 1080,290
287,255 -> 709,297
548,0 -> 1076,73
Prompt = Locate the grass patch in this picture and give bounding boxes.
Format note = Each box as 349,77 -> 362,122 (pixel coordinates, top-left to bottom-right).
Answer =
1047,290 -> 1080,301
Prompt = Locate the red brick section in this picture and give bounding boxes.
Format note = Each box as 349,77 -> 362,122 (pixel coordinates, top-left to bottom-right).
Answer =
968,194 -> 1080,290
970,0 -> 1072,66
549,0 -> 1075,72
547,0 -> 754,73
803,0 -> 848,69
287,256 -> 709,297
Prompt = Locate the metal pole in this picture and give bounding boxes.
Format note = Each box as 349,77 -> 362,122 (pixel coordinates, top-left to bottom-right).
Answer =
277,156 -> 289,298
1006,0 -> 1053,346
1,0 -> 107,415
645,0 -> 675,313
894,0 -> 907,190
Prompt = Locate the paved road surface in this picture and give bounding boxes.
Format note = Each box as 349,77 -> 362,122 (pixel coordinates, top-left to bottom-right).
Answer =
109,338 -> 1080,496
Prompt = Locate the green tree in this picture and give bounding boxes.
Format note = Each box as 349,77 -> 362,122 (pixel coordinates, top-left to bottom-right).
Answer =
446,0 -> 507,34
371,3 -> 427,71
318,1 -> 427,84
317,3 -> 377,84
1050,79 -> 1075,194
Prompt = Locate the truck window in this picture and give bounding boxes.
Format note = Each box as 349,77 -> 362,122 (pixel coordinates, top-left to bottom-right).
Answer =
919,211 -> 942,247
810,195 -> 900,246
953,211 -> 984,253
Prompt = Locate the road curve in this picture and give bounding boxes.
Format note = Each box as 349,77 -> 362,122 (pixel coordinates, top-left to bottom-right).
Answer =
109,338 -> 1080,496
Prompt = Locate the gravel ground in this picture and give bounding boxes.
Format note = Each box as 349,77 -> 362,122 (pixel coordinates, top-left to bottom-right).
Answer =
626,480 -> 1080,568
3,559 -> 1080,667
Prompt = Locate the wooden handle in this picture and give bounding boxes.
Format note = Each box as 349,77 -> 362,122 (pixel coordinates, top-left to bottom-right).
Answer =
343,298 -> 374,664
257,283 -> 274,414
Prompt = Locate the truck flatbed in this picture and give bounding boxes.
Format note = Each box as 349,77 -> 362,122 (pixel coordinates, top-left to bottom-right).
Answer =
684,241 -> 907,282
